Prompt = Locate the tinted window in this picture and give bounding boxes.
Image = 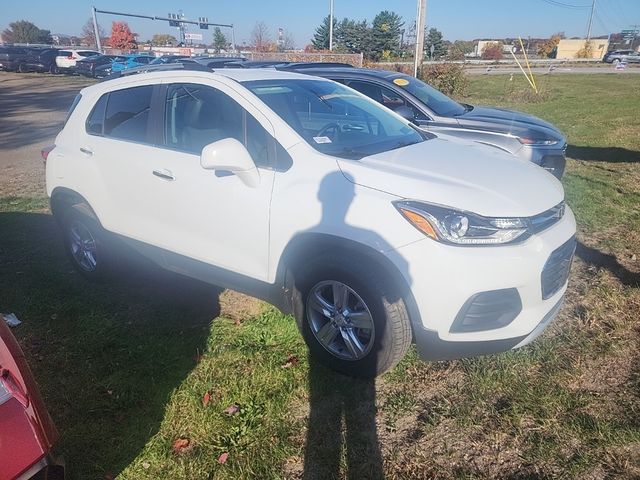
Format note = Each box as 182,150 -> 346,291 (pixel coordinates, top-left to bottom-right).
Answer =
347,80 -> 427,120
388,74 -> 466,117
104,86 -> 153,142
86,94 -> 107,135
79,51 -> 99,57
136,56 -> 151,64
58,50 -> 71,56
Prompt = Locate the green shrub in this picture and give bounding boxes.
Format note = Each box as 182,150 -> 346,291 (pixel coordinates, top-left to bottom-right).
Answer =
419,63 -> 469,96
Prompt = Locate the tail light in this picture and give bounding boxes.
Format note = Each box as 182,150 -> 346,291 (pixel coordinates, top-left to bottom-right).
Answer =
41,145 -> 55,163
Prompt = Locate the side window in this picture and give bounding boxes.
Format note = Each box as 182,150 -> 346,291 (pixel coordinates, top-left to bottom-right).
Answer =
136,56 -> 151,64
85,94 -> 107,135
348,80 -> 427,121
104,85 -> 153,142
164,83 -> 272,167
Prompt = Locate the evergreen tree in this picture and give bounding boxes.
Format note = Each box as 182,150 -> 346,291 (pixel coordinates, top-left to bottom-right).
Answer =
212,27 -> 229,52
370,11 -> 403,60
425,27 -> 446,59
312,15 -> 337,50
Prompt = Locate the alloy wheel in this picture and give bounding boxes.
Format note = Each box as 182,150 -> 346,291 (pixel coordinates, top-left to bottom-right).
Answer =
68,221 -> 98,272
306,280 -> 375,361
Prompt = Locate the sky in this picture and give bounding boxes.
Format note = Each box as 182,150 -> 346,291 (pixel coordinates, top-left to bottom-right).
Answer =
2,0 -> 639,47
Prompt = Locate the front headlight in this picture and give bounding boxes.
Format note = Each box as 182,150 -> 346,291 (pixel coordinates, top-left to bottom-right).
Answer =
517,136 -> 559,146
395,201 -> 529,246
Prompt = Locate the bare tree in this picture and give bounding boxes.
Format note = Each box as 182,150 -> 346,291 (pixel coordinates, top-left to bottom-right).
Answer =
282,31 -> 296,50
81,18 -> 106,47
251,21 -> 270,52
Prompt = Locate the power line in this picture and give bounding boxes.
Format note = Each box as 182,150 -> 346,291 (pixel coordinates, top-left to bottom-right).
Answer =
539,0 -> 590,10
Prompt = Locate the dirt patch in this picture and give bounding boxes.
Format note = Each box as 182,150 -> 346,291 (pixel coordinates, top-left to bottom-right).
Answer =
218,289 -> 265,321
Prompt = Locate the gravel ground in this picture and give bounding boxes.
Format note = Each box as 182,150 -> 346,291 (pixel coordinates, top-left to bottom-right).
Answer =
0,72 -> 93,197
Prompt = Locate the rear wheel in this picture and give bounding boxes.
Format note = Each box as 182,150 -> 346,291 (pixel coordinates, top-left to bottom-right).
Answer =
17,63 -> 26,73
292,253 -> 411,377
613,58 -> 620,65
49,64 -> 58,74
60,204 -> 115,281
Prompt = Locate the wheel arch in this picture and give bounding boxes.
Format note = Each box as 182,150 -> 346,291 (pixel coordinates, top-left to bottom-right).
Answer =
276,232 -> 422,330
50,187 -> 100,225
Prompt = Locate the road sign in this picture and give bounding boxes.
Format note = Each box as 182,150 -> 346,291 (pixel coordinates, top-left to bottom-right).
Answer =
184,33 -> 203,41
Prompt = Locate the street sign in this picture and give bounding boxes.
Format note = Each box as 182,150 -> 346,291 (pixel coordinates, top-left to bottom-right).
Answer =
184,33 -> 203,41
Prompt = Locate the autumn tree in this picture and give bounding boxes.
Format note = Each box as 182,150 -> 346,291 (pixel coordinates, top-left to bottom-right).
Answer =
2,20 -> 51,44
481,41 -> 503,60
537,32 -> 564,58
151,34 -> 177,46
81,18 -> 106,47
212,27 -> 228,52
110,21 -> 137,50
251,21 -> 270,52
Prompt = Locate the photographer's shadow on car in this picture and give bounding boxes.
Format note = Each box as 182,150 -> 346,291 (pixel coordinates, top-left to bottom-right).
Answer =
0,209 -> 222,477
299,172 -> 412,480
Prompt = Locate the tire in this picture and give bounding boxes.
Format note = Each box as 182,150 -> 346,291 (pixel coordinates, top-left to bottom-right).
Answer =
613,58 -> 620,65
49,64 -> 58,74
60,203 -> 115,281
17,63 -> 26,73
292,253 -> 412,377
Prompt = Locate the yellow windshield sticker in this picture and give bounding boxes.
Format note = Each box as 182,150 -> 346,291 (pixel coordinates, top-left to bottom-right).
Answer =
393,78 -> 410,86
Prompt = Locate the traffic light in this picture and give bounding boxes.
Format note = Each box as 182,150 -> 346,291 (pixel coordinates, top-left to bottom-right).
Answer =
168,13 -> 180,27
199,17 -> 209,30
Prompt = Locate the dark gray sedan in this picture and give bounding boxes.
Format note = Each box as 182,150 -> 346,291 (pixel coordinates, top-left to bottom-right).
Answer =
290,67 -> 567,178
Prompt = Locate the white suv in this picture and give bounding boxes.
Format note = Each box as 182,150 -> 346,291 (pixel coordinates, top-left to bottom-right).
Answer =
45,67 -> 576,377
55,49 -> 101,72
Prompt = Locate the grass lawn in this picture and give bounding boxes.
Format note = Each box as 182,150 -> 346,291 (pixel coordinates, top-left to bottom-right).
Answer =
0,73 -> 639,479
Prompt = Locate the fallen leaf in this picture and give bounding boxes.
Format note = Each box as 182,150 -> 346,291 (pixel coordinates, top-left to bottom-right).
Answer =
282,354 -> 299,368
194,353 -> 204,363
203,391 -> 211,407
234,318 -> 242,326
104,473 -> 115,480
172,438 -> 191,455
141,461 -> 150,469
218,452 -> 229,464
224,404 -> 239,415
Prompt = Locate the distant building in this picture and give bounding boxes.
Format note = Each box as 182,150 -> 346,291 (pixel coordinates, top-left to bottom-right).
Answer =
556,38 -> 608,60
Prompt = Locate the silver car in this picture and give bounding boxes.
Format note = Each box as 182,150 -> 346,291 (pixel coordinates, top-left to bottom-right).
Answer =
294,67 -> 567,178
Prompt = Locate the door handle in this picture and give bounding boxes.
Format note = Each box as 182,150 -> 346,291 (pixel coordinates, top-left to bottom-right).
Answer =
152,169 -> 175,181
79,147 -> 93,156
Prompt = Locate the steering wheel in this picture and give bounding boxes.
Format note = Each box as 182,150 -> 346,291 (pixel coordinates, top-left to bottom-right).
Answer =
316,123 -> 341,140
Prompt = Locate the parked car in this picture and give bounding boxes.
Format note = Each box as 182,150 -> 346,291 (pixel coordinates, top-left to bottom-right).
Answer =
76,54 -> 125,78
180,56 -> 247,68
19,47 -> 61,74
110,54 -> 154,72
45,67 -> 576,377
603,49 -> 638,63
149,54 -> 190,65
0,45 -> 29,72
288,66 -> 568,178
224,60 -> 291,69
0,317 -> 64,479
55,49 -> 101,73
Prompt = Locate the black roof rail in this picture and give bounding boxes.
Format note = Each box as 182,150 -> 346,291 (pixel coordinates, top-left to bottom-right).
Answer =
278,62 -> 355,70
101,62 -> 212,81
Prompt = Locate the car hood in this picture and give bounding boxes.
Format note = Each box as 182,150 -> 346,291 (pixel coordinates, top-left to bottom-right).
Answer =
336,136 -> 564,218
457,106 -> 565,143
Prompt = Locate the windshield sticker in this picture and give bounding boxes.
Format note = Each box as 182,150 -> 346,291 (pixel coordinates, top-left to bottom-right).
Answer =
313,136 -> 332,144
393,78 -> 410,86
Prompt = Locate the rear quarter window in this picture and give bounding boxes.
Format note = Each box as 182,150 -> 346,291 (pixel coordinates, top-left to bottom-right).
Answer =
63,94 -> 83,128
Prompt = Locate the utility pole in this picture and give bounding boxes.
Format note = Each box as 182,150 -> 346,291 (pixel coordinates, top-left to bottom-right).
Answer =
413,0 -> 427,77
329,0 -> 334,51
91,6 -> 102,51
586,0 -> 596,41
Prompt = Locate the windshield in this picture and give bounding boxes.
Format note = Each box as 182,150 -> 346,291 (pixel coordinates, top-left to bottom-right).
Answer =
243,79 -> 425,160
390,74 -> 466,117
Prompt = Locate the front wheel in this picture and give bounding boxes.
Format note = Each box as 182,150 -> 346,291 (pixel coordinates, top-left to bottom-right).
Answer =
293,254 -> 412,377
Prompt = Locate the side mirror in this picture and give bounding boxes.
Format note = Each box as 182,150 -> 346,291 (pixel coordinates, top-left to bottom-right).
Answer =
200,138 -> 260,188
394,105 -> 415,123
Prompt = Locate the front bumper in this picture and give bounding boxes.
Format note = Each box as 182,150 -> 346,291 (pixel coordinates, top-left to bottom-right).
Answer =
517,143 -> 567,179
393,205 -> 576,360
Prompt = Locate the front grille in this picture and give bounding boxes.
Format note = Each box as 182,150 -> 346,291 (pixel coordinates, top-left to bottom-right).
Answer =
529,202 -> 566,235
541,236 -> 576,299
